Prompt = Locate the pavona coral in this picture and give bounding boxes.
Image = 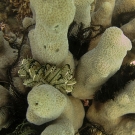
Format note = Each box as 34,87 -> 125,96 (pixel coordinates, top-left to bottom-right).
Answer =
0,0 -> 135,135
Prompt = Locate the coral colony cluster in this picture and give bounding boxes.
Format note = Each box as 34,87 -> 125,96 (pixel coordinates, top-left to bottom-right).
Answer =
0,0 -> 135,135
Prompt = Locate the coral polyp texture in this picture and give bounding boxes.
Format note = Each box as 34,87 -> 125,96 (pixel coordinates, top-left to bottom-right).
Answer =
74,0 -> 94,27
91,0 -> 116,28
28,0 -> 76,66
26,84 -> 84,135
0,0 -> 135,135
86,80 -> 135,135
72,27 -> 132,99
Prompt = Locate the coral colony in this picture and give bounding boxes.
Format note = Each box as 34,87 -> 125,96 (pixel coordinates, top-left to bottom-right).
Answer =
0,0 -> 135,135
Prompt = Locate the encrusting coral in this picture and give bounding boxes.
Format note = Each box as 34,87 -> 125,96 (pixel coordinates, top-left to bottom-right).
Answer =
72,27 -> 132,99
86,80 -> 135,135
26,84 -> 85,135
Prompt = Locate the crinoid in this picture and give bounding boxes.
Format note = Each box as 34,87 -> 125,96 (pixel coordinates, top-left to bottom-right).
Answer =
18,58 -> 76,94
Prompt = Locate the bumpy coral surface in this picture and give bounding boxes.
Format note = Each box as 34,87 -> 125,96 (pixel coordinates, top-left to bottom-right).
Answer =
72,0 -> 94,34
91,0 -> 116,28
27,84 -> 67,120
72,27 -> 132,99
1,0 -> 135,134
87,80 -> 135,135
29,0 -> 75,65
27,84 -> 84,135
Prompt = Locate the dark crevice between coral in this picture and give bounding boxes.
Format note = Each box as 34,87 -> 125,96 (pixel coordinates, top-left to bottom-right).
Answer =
77,118 -> 111,135
0,26 -> 34,134
68,22 -> 91,60
94,64 -> 135,103
0,28 -> 29,134
79,64 -> 135,135
77,100 -> 112,135
68,22 -> 105,60
112,11 -> 135,27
